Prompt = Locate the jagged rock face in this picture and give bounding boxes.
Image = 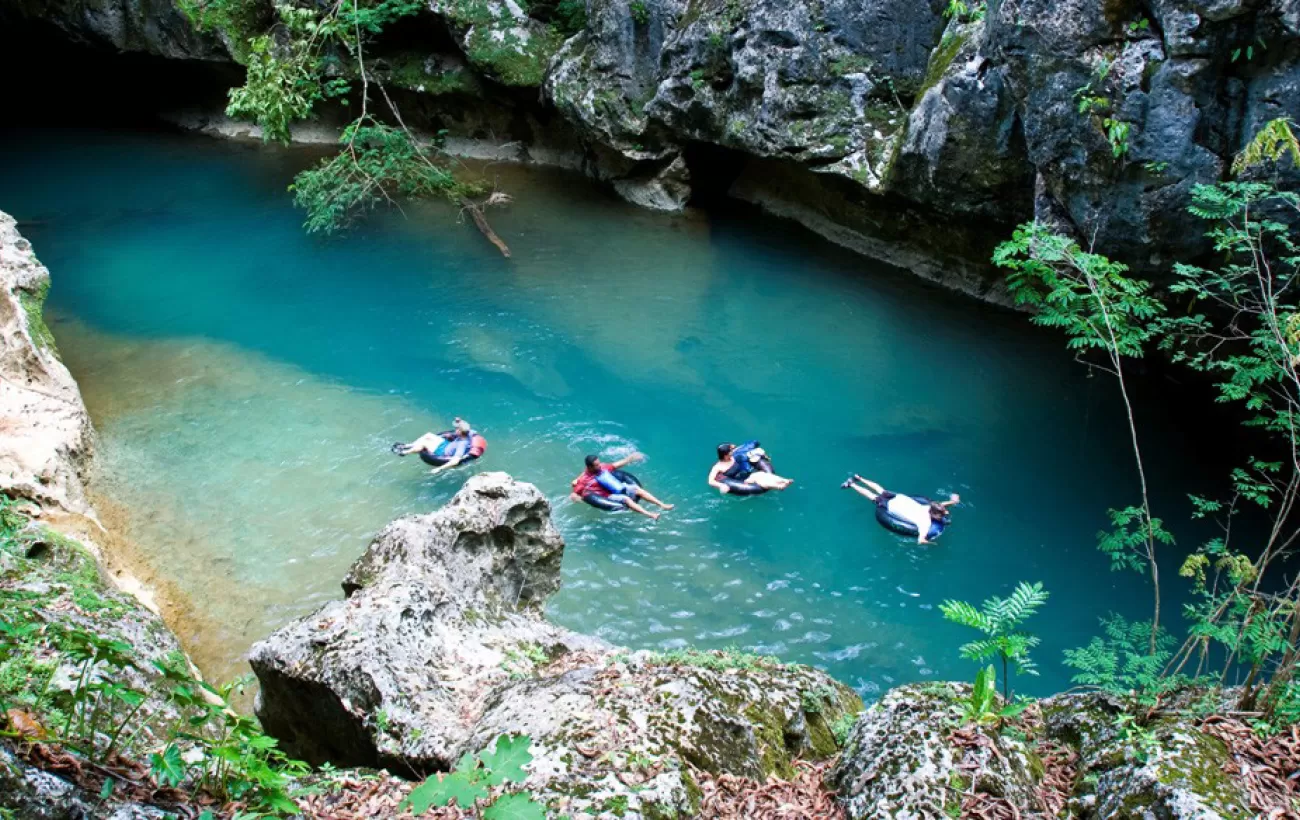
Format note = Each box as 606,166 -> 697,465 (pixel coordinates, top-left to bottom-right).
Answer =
1043,691 -> 1252,819
251,472 -> 861,818
0,0 -> 229,61
0,213 -> 95,516
980,0 -> 1299,267
828,683 -> 1041,820
827,685 -> 1252,820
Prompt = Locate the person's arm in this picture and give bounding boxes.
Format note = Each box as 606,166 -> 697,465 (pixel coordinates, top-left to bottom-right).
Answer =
609,452 -> 645,470
938,493 -> 961,509
708,463 -> 730,493
569,492 -> 582,503
429,455 -> 464,475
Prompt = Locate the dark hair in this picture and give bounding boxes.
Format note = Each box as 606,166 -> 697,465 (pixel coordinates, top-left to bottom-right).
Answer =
717,443 -> 735,460
584,455 -> 600,469
929,503 -> 946,520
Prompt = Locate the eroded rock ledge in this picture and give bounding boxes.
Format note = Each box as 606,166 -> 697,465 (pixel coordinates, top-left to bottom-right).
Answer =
250,472 -> 863,817
0,212 -> 94,517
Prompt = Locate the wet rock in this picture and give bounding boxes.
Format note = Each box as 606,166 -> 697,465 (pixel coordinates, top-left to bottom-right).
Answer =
0,0 -> 230,61
251,472 -> 861,817
0,212 -> 95,516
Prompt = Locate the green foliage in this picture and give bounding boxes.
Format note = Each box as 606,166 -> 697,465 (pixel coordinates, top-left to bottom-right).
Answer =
994,223 -> 1164,358
552,0 -> 588,36
1103,118 -> 1132,158
1114,713 -> 1161,763
225,33 -> 325,144
403,734 -> 542,817
175,0 -> 267,59
152,664 -> 308,814
290,121 -> 470,234
1252,681 -> 1300,737
1128,17 -> 1150,33
1063,615 -> 1181,704
1097,506 -> 1175,574
1233,118 -> 1300,175
940,582 -> 1049,698
800,684 -> 836,714
1160,181 -> 1300,437
0,496 -> 306,817
630,0 -> 650,25
831,713 -> 856,747
1230,37 -> 1267,63
943,0 -> 986,22
958,665 -> 1030,727
1076,94 -> 1110,115
645,646 -> 781,671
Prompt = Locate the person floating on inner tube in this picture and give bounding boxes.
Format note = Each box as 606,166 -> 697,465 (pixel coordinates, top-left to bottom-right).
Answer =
843,475 -> 959,545
394,417 -> 487,476
708,442 -> 794,495
570,453 -> 674,520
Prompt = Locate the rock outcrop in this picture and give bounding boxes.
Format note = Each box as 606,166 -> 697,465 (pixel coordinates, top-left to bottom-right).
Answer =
9,0 -> 1297,295
828,683 -> 1253,820
251,472 -> 862,818
0,0 -> 231,61
0,213 -> 94,517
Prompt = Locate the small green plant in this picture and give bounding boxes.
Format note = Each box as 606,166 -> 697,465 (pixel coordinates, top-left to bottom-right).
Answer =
630,0 -> 649,25
1077,95 -> 1110,115
959,665 -> 1030,727
152,666 -> 308,814
831,713 -> 856,747
1103,118 -> 1132,158
943,0 -> 985,22
1143,160 -> 1169,174
1128,17 -> 1150,33
800,684 -> 836,714
940,582 -> 1050,699
1232,117 -> 1300,174
403,734 -> 543,818
1115,713 -> 1161,763
1231,37 -> 1267,63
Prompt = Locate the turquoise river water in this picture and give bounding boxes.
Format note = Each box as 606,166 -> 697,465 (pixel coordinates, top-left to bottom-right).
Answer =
0,128 -> 1223,696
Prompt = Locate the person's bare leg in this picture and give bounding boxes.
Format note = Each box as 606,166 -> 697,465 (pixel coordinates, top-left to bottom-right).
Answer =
748,473 -> 791,491
402,433 -> 441,454
854,476 -> 886,495
635,487 -> 674,510
625,499 -> 660,520
845,477 -> 881,501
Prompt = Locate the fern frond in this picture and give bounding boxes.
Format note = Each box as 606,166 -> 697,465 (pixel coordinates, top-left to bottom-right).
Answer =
1233,118 -> 1300,175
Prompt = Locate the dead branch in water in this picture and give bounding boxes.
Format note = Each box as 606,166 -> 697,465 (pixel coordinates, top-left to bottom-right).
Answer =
459,192 -> 512,258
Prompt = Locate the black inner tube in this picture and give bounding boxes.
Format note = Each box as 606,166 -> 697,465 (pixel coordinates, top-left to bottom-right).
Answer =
582,470 -> 641,512
875,496 -> 949,540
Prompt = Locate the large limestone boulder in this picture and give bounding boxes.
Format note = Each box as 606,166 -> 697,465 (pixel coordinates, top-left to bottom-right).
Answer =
828,683 -> 1042,820
251,472 -> 861,818
1043,692 -> 1252,819
0,213 -> 95,517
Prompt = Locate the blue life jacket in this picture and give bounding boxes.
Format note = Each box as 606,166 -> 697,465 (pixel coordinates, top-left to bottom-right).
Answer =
723,440 -> 762,480
595,469 -> 630,495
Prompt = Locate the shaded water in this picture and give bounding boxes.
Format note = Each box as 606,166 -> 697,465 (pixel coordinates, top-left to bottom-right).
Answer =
0,128 -> 1219,694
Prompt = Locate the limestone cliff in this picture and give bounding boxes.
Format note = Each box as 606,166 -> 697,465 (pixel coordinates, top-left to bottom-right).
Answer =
6,0 -> 1295,297
0,213 -> 94,517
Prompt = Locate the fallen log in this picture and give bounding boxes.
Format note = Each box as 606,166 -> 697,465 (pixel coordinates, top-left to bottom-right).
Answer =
460,196 -> 511,258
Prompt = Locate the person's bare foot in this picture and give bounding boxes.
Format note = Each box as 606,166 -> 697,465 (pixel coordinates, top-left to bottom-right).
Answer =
661,503 -> 675,510
649,512 -> 661,521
